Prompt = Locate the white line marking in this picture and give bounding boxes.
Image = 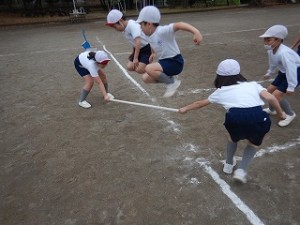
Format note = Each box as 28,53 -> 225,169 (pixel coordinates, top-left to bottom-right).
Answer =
196,158 -> 265,225
255,137 -> 300,158
0,47 -> 80,57
96,37 -> 150,97
98,39 -> 266,225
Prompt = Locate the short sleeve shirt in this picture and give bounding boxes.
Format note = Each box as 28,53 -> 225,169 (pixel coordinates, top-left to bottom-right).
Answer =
208,82 -> 266,110
147,24 -> 180,60
123,20 -> 149,48
78,51 -> 100,77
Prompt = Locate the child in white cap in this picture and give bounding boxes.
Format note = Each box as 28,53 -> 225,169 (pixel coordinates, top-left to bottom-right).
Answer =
74,50 -> 113,108
259,24 -> 300,126
106,9 -> 152,74
179,59 -> 285,183
136,5 -> 203,97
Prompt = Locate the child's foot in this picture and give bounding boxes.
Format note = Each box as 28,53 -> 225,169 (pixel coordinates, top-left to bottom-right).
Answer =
79,100 -> 91,108
278,113 -> 296,127
223,158 -> 236,175
163,79 -> 181,98
233,169 -> 247,184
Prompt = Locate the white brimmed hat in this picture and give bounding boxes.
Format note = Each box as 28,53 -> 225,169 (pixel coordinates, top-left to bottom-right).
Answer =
259,25 -> 288,40
216,59 -> 240,76
136,6 -> 161,23
106,9 -> 123,25
95,51 -> 111,64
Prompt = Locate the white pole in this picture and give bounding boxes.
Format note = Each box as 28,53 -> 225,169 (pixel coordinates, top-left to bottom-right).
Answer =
110,98 -> 179,112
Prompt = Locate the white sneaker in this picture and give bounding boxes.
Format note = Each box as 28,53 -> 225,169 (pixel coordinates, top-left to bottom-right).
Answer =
263,108 -> 277,115
278,113 -> 296,127
163,79 -> 181,98
223,158 -> 236,174
233,169 -> 247,184
79,100 -> 91,108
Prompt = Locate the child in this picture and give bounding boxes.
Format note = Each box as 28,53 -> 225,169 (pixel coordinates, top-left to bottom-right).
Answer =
259,25 -> 300,127
136,5 -> 203,97
106,9 -> 152,74
178,59 -> 285,183
74,50 -> 112,108
290,29 -> 300,56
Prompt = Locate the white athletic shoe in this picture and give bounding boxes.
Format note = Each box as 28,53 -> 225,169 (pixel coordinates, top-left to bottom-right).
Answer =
233,169 -> 247,184
223,158 -> 236,175
79,100 -> 91,108
163,79 -> 181,98
263,108 -> 277,115
278,113 -> 296,127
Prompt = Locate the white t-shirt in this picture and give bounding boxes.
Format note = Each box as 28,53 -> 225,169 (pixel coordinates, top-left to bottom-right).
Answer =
147,24 -> 180,60
266,44 -> 300,92
78,51 -> 100,77
208,82 -> 266,111
123,20 -> 148,48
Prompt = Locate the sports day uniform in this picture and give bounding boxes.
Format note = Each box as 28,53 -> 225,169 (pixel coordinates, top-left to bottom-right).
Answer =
146,24 -> 184,76
123,19 -> 151,65
75,51 -> 103,77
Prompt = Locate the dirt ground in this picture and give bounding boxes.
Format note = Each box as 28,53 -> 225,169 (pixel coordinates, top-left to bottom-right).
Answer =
0,4 -> 300,225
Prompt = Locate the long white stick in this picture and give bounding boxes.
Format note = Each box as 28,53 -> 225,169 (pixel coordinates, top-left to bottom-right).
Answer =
110,98 -> 179,112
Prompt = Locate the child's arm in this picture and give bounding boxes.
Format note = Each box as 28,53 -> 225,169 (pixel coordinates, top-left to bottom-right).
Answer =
133,37 -> 142,68
179,99 -> 210,114
260,90 -> 286,120
173,22 -> 203,45
94,73 -> 110,101
291,31 -> 300,49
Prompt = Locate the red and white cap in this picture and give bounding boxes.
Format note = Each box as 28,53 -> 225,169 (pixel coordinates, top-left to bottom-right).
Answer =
216,59 -> 240,76
95,51 -> 111,64
136,6 -> 161,23
106,9 -> 123,25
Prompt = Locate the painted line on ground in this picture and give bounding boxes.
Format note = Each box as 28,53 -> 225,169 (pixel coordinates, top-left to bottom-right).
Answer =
100,40 -> 265,225
196,158 -> 265,225
96,37 -> 150,97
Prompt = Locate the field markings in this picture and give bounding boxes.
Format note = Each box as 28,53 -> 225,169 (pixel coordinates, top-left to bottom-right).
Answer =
97,38 -> 269,225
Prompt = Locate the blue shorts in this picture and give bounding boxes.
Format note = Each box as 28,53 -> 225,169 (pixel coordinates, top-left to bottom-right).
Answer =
272,70 -> 300,93
129,44 -> 151,65
74,56 -> 89,77
224,106 -> 271,146
297,45 -> 300,56
159,54 -> 184,76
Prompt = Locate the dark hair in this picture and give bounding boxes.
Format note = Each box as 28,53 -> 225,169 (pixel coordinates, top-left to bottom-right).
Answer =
141,21 -> 159,27
87,52 -> 96,61
214,74 -> 247,88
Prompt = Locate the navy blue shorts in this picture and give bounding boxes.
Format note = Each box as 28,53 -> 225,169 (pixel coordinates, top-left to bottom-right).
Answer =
74,56 -> 89,77
224,106 -> 271,146
159,54 -> 184,76
272,70 -> 300,93
297,45 -> 300,56
129,44 -> 151,65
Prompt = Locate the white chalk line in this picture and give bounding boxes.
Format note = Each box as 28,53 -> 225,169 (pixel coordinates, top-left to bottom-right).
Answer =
196,158 -> 265,225
96,37 -> 150,97
99,40 -> 265,225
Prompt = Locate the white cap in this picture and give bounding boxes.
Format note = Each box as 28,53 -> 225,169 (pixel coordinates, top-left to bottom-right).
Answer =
95,51 -> 111,64
136,6 -> 161,23
106,9 -> 123,25
216,59 -> 240,76
259,25 -> 288,40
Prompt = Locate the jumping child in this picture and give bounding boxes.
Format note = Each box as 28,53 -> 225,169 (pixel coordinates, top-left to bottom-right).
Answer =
106,9 -> 152,74
136,5 -> 203,97
74,50 -> 112,108
259,25 -> 300,127
178,59 -> 285,183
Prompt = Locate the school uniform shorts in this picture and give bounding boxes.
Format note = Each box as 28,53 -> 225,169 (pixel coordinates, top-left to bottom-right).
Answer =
74,56 -> 89,77
129,44 -> 152,65
159,54 -> 184,76
224,106 -> 271,146
272,69 -> 300,93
